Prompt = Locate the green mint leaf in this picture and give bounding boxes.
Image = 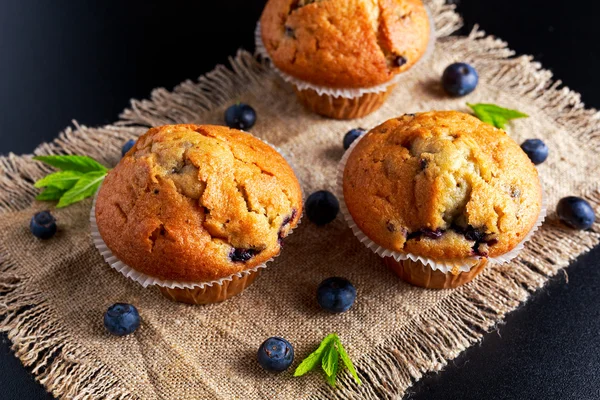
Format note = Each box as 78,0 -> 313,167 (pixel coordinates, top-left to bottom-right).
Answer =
293,333 -> 337,377
33,155 -> 107,174
326,366 -> 338,388
321,343 -> 339,378
36,186 -> 66,201
34,170 -> 85,190
335,337 -> 362,385
56,170 -> 106,208
467,103 -> 528,129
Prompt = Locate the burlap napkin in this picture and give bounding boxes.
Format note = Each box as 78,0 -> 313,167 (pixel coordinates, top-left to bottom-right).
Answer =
1,1 -> 599,399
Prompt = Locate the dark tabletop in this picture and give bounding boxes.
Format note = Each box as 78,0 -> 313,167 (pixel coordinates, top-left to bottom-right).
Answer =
1,1 -> 599,399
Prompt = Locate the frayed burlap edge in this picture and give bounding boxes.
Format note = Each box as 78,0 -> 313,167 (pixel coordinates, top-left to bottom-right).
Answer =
1,1 -> 599,398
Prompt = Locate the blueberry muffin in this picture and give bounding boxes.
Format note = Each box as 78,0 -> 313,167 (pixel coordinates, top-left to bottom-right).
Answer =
259,0 -> 430,119
95,124 -> 303,303
342,111 -> 543,288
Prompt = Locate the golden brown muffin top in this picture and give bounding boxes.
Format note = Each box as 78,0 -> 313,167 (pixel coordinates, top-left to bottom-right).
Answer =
260,0 -> 430,89
95,125 -> 303,283
343,111 -> 542,261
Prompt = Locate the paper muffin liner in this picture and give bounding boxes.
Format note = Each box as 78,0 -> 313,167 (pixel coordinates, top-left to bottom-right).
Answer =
254,7 -> 437,99
90,137 -> 302,291
336,131 -> 547,274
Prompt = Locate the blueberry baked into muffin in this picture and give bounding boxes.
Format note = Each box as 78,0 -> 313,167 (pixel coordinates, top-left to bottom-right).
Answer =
259,0 -> 430,119
95,124 -> 303,303
342,111 -> 543,288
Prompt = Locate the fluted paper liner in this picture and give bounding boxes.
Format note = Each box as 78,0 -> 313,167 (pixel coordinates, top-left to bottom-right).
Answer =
336,130 -> 547,274
91,137 -> 302,290
254,7 -> 437,99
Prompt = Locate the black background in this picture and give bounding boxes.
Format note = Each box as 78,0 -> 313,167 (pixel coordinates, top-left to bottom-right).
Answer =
1,1 -> 599,399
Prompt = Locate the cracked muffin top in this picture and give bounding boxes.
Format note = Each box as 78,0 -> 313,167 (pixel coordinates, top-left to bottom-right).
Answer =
260,0 -> 430,89
342,111 -> 542,261
95,125 -> 303,283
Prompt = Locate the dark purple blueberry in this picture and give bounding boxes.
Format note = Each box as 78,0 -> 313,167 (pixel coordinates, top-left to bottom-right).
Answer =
230,248 -> 259,262
521,139 -> 549,165
104,303 -> 140,336
257,337 -> 294,372
423,229 -> 444,239
278,209 -> 298,245
343,128 -> 366,150
284,26 -> 295,38
386,221 -> 396,232
557,196 -> 595,230
442,63 -> 479,96
395,55 -> 408,67
224,103 -> 256,130
407,228 -> 444,241
30,211 -> 57,239
280,209 -> 298,228
463,226 -> 486,242
317,277 -> 356,313
121,139 -> 136,157
419,159 -> 428,170
305,190 -> 339,226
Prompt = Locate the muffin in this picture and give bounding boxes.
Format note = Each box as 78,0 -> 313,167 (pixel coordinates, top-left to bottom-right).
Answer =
341,111 -> 543,288
94,124 -> 303,304
259,0 -> 430,119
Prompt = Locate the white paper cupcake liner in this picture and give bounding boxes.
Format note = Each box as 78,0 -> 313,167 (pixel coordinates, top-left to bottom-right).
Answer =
336,131 -> 547,274
90,137 -> 302,290
254,7 -> 436,99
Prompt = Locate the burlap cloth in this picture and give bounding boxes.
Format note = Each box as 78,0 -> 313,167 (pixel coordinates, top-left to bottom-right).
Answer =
1,2 -> 600,399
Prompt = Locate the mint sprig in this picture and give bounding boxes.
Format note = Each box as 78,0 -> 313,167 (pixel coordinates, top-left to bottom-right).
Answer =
467,103 -> 528,129
294,333 -> 362,388
33,155 -> 108,208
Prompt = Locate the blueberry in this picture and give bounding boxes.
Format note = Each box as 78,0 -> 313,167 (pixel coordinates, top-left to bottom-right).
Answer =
557,196 -> 595,230
442,63 -> 479,96
229,248 -> 259,262
104,303 -> 140,336
521,139 -> 549,165
257,337 -> 294,372
224,103 -> 257,130
343,128 -> 365,150
317,277 -> 357,313
121,139 -> 136,157
30,211 -> 57,239
305,190 -> 339,226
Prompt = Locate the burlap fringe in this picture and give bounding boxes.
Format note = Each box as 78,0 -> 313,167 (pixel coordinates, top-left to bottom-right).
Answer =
1,0 -> 599,398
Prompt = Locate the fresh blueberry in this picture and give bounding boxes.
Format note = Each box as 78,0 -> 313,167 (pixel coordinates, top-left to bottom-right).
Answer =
30,211 -> 57,239
257,337 -> 294,372
557,196 -> 596,230
442,63 -> 479,96
343,128 -> 365,150
317,277 -> 357,313
305,190 -> 339,226
224,103 -> 257,130
121,139 -> 136,157
104,303 -> 140,336
521,139 -> 549,165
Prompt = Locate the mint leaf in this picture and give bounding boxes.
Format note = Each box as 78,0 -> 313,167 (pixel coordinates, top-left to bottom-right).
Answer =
321,344 -> 339,378
33,155 -> 107,173
36,186 -> 66,201
294,333 -> 337,377
326,363 -> 338,388
34,170 -> 84,190
335,337 -> 362,385
467,103 -> 528,129
56,171 -> 106,208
